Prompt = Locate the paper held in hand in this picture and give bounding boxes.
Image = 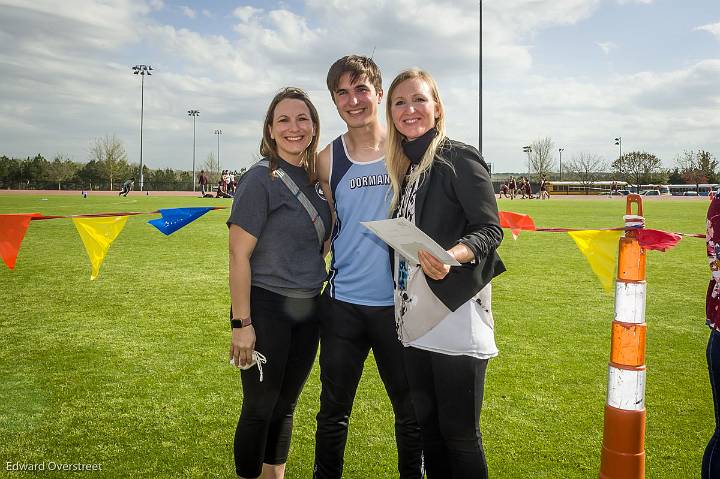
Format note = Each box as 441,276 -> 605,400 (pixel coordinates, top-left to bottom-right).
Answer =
361,218 -> 461,266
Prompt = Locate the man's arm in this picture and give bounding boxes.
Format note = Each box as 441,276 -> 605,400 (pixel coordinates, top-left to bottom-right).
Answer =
316,144 -> 335,258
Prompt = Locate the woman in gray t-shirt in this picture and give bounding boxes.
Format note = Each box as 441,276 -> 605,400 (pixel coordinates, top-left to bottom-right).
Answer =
227,87 -> 330,479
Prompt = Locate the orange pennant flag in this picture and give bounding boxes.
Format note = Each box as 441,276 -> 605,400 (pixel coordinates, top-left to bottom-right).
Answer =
498,211 -> 537,239
637,229 -> 681,252
0,213 -> 40,269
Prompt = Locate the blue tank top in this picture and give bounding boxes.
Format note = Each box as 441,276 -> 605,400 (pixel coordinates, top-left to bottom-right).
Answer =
327,135 -> 394,306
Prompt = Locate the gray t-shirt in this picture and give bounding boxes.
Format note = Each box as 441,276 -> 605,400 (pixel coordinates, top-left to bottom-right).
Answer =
227,158 -> 331,298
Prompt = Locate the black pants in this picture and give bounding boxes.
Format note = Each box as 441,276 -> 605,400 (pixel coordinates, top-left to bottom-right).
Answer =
234,287 -> 320,478
313,294 -> 423,479
404,346 -> 489,479
704,328 -> 720,479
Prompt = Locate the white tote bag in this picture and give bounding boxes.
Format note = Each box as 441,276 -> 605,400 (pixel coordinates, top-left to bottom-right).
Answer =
394,260 -> 451,344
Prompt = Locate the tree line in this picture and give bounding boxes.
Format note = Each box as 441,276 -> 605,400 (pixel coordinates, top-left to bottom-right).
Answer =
0,134 -> 237,191
521,136 -> 718,189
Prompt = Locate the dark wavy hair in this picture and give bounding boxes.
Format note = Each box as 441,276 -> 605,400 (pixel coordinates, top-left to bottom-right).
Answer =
326,55 -> 383,102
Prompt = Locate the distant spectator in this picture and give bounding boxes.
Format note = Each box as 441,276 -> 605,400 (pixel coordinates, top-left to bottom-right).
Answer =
199,170 -> 208,195
500,180 -> 509,199
119,177 -> 135,197
704,195 -> 720,479
227,172 -> 236,195
540,176 -> 549,200
217,175 -> 232,198
509,176 -> 517,200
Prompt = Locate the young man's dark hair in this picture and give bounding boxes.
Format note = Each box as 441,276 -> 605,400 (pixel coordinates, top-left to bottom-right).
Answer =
325,55 -> 382,101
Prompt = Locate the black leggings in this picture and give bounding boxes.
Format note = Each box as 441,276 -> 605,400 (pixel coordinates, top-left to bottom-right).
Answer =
313,294 -> 423,479
704,328 -> 720,479
404,346 -> 489,479
233,287 -> 320,478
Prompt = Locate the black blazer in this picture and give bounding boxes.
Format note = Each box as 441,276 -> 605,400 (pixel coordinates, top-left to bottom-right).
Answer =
394,138 -> 506,311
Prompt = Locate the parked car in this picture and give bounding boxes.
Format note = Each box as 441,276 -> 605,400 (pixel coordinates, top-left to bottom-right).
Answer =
641,190 -> 661,196
683,191 -> 699,196
616,189 -> 630,196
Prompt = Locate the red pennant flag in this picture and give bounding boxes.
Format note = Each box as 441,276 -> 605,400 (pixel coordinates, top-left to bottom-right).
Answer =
637,229 -> 682,252
498,211 -> 537,239
0,213 -> 40,269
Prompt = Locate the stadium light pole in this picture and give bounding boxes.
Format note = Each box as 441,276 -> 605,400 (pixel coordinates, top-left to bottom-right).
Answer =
188,110 -> 200,191
559,148 -> 565,181
132,64 -> 152,191
614,137 -> 622,177
522,145 -> 532,174
214,129 -> 223,171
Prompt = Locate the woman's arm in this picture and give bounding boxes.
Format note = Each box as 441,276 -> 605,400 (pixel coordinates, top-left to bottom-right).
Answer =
449,143 -> 503,261
229,224 -> 258,367
418,143 -> 502,281
708,208 -> 720,285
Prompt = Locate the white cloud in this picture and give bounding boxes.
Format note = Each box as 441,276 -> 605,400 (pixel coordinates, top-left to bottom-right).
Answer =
233,8 -> 323,57
695,22 -> 720,40
0,0 -> 145,49
232,6 -> 262,22
482,0 -> 600,75
596,41 -> 617,55
145,25 -> 258,82
201,9 -> 212,18
483,59 -> 720,171
180,5 -> 196,19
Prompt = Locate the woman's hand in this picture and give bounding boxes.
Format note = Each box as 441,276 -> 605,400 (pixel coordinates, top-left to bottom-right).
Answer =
230,326 -> 256,367
418,249 -> 453,280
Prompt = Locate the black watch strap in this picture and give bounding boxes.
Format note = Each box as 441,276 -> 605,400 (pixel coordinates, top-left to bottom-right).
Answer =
231,317 -> 252,328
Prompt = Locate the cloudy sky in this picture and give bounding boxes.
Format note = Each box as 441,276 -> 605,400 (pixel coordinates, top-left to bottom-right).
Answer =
484,0 -> 720,172
0,0 -> 479,173
0,1 -> 718,174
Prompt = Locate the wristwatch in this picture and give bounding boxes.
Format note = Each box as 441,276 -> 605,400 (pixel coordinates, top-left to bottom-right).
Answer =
230,317 -> 252,328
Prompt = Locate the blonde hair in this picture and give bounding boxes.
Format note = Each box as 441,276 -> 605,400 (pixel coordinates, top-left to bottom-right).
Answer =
385,69 -> 446,209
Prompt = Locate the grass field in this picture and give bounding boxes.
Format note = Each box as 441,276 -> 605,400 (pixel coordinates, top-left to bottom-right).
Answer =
0,194 -> 712,478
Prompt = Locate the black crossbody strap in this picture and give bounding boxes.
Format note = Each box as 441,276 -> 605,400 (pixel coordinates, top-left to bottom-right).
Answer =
254,160 -> 325,245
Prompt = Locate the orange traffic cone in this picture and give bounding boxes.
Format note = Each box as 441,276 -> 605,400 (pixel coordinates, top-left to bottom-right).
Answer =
599,194 -> 647,479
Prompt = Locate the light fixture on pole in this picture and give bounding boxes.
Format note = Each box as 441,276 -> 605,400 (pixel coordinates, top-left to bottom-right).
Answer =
614,137 -> 622,176
188,110 -> 200,191
522,145 -> 532,174
132,64 -> 152,191
214,129 -> 223,172
559,148 -> 565,181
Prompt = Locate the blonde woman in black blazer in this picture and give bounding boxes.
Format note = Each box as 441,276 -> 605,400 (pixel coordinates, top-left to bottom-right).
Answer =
385,68 -> 505,479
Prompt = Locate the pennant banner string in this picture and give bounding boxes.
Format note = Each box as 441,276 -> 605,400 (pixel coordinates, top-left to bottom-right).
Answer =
0,208 -> 703,237
27,206 -> 228,221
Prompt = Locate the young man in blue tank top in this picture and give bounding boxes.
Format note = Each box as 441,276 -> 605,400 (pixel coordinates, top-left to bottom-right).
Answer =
312,55 -> 423,479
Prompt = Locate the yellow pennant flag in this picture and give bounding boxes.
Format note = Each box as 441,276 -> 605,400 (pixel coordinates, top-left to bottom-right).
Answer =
568,230 -> 622,293
72,216 -> 128,280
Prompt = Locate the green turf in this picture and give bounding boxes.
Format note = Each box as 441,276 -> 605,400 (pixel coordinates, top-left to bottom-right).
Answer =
0,194 -> 712,478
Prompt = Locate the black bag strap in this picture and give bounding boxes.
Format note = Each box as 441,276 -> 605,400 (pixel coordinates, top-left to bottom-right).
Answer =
253,160 -> 325,246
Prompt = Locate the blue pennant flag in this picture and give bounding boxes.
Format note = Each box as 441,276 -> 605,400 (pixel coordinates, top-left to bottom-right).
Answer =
148,207 -> 214,236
